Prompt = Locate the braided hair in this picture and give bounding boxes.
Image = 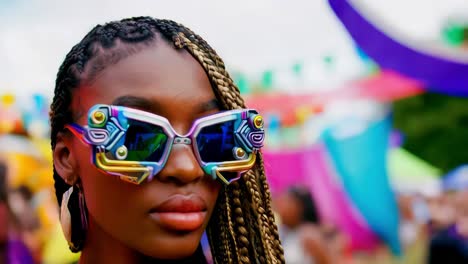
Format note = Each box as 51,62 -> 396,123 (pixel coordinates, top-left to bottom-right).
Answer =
50,17 -> 284,264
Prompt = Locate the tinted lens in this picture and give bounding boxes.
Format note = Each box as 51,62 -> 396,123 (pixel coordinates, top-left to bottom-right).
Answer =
196,120 -> 237,162
120,119 -> 168,162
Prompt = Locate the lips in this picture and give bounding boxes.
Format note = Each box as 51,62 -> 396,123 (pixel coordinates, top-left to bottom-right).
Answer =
149,194 -> 208,232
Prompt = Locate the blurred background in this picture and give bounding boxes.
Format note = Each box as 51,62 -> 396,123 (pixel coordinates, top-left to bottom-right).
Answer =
1,0 -> 468,263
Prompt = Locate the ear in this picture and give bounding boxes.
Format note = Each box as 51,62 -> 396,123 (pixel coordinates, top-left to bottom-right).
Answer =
53,131 -> 79,185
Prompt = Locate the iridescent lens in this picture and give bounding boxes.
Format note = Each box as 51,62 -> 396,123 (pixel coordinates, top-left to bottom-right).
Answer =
120,119 -> 168,162
196,120 -> 236,162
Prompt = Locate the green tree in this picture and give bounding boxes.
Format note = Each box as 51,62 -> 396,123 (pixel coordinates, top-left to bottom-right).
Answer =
393,92 -> 468,173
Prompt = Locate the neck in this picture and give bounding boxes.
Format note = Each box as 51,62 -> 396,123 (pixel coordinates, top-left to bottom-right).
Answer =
79,216 -> 139,264
79,216 -> 207,264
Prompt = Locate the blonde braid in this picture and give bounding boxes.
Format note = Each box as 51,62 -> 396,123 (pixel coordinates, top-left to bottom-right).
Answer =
208,190 -> 234,264
171,22 -> 245,108
184,37 -> 285,264
231,182 -> 252,264
176,34 -> 243,109
224,188 -> 241,263
245,169 -> 270,264
154,18 -> 284,264
257,154 -> 285,263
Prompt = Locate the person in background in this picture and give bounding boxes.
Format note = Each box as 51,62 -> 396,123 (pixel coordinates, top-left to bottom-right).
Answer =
393,192 -> 431,264
0,160 -> 35,264
428,190 -> 468,263
273,186 -> 344,264
9,186 -> 39,231
0,160 -> 9,263
427,192 -> 456,234
8,185 -> 42,262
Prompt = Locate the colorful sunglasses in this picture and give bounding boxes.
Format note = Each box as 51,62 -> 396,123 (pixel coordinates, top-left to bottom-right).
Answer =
65,104 -> 265,185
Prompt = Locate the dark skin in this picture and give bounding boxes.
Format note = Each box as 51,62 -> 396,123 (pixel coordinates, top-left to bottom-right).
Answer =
53,41 -> 222,263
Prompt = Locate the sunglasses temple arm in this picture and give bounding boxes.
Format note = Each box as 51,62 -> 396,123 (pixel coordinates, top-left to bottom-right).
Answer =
64,124 -> 90,144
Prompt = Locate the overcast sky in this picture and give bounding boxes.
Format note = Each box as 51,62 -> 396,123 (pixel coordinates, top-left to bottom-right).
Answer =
1,0 -> 468,97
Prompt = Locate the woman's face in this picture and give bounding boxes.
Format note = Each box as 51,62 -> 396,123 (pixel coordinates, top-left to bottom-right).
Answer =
273,192 -> 303,229
64,42 -> 222,259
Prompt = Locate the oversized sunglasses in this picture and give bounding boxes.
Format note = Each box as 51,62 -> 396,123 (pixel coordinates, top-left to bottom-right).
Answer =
65,104 -> 265,185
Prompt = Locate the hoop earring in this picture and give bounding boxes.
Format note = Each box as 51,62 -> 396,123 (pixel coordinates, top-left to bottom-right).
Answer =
60,186 -> 74,247
59,184 -> 88,252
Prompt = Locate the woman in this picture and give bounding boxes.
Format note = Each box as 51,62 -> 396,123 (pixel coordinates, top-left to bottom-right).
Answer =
50,17 -> 284,263
0,161 -> 7,262
0,161 -> 35,264
274,187 -> 340,264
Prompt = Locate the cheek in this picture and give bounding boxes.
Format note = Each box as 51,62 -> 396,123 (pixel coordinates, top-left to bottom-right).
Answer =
74,145 -> 142,227
80,164 -> 137,215
203,180 -> 222,215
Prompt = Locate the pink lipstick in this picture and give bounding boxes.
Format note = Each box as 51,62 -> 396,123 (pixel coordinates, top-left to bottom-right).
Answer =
149,194 -> 207,232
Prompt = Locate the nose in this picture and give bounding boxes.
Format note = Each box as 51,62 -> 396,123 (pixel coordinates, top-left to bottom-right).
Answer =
157,142 -> 205,185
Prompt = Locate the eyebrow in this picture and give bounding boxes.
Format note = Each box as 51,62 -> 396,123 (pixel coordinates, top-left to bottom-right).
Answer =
111,95 -> 155,112
199,98 -> 221,112
111,95 -> 220,113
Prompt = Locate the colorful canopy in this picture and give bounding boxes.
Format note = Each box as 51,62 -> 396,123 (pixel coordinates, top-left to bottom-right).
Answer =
246,70 -> 423,126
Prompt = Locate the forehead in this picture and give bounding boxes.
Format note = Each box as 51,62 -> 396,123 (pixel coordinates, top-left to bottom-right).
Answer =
72,41 -> 216,122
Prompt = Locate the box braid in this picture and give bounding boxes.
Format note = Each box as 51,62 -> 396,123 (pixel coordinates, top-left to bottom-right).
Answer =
49,16 -> 284,263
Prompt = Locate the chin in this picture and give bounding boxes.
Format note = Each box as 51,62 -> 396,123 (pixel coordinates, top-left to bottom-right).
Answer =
145,247 -> 199,260
139,233 -> 203,260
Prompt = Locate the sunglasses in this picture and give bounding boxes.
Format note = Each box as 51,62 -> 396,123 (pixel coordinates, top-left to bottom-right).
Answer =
65,104 -> 265,185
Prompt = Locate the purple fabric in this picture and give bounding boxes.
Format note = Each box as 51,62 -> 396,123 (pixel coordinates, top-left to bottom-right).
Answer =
7,239 -> 34,264
328,0 -> 468,96
303,144 -> 380,251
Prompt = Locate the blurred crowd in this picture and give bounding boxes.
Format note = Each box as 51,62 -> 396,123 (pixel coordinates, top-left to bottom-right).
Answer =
2,153 -> 468,263
272,185 -> 468,264
0,158 -> 80,264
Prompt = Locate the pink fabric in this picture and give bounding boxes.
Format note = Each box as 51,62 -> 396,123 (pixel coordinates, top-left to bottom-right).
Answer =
263,145 -> 380,251
303,144 -> 380,251
262,150 -> 307,197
